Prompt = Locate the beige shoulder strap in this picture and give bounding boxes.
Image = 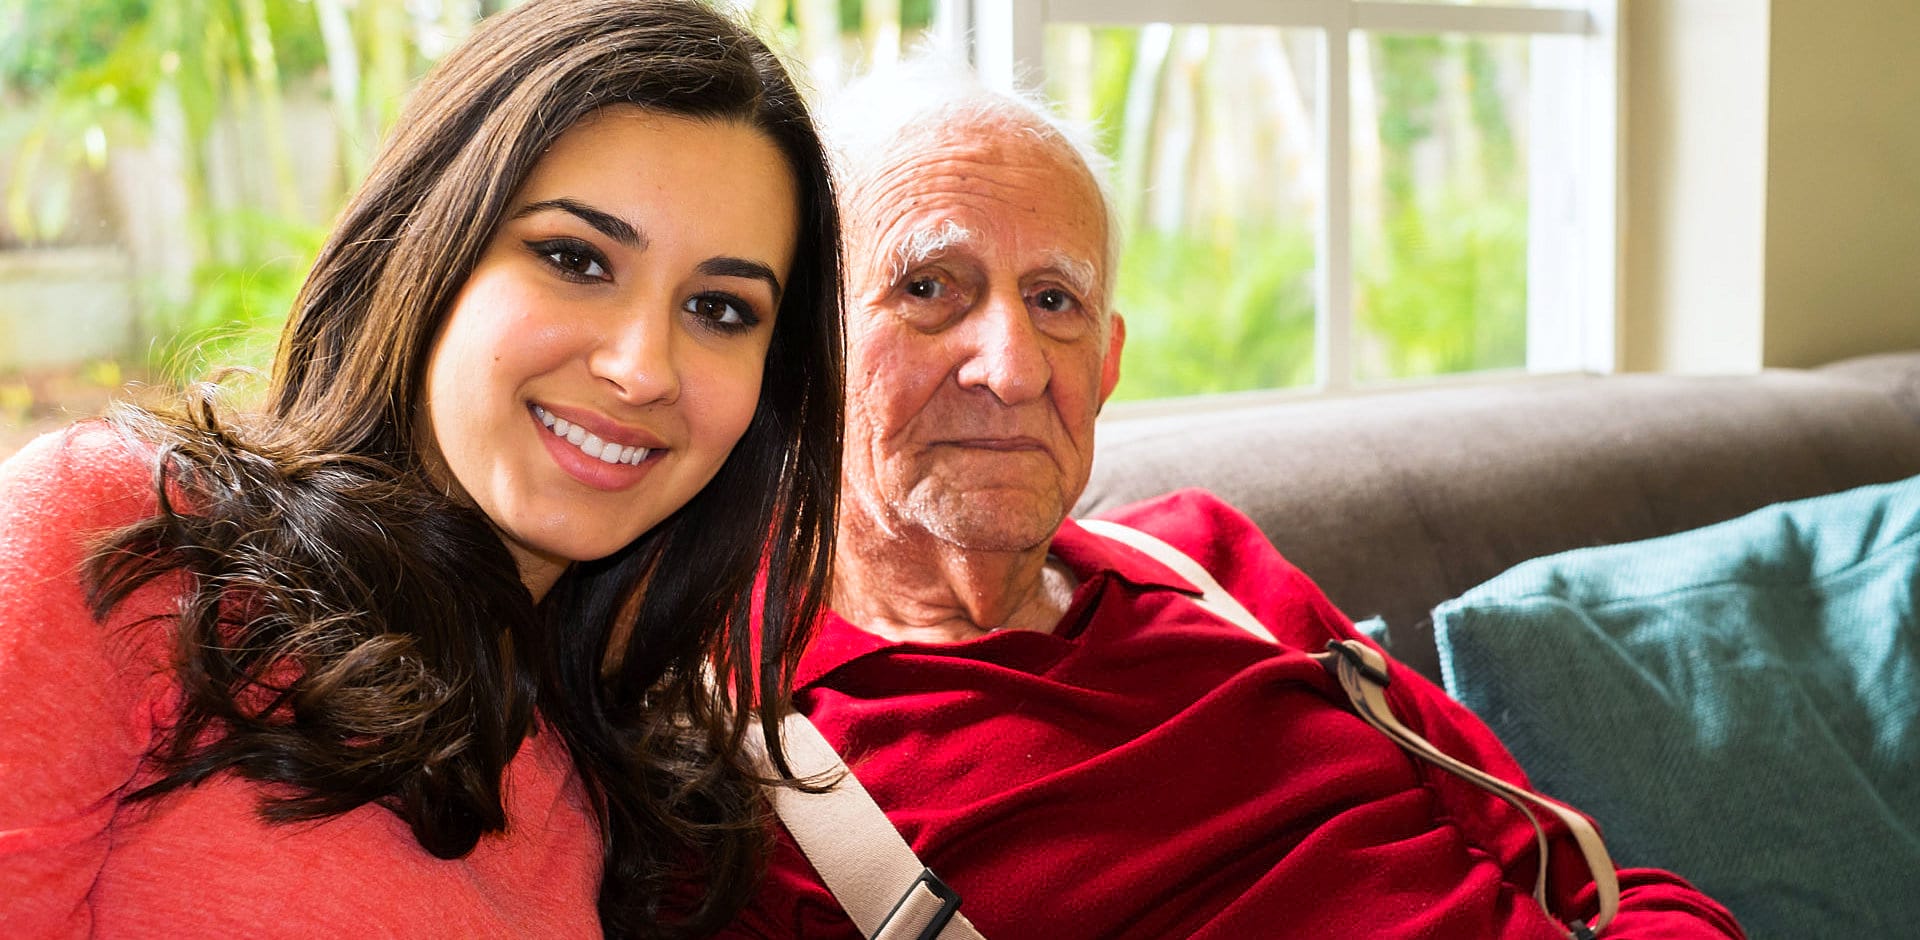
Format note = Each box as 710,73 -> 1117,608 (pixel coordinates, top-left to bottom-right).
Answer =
746,710 -> 984,940
1075,519 -> 1276,641
1077,518 -> 1618,938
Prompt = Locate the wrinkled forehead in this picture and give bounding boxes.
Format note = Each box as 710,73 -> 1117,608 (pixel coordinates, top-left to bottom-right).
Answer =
846,125 -> 1108,290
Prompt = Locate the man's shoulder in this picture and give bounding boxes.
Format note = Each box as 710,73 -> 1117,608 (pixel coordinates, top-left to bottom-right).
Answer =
1078,487 -> 1265,553
1075,487 -> 1344,635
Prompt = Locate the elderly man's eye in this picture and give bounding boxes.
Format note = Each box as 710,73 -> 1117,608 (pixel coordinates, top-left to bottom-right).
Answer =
1032,288 -> 1078,313
891,270 -> 972,330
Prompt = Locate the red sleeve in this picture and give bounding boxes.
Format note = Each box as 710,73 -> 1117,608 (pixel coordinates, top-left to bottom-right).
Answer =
1102,488 -> 1745,939
0,426 -> 175,937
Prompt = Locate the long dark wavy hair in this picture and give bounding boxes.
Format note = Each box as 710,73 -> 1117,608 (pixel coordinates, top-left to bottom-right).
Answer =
80,0 -> 842,935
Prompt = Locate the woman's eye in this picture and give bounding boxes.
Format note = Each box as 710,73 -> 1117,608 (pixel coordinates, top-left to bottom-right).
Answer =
1032,287 -> 1078,313
529,240 -> 609,281
684,293 -> 759,331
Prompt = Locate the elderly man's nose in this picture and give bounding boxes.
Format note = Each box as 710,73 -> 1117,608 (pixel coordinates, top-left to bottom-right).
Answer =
589,311 -> 682,405
955,292 -> 1050,404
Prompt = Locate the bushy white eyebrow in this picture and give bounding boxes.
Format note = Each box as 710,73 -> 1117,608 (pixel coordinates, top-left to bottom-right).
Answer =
1043,249 -> 1099,302
882,220 -> 1103,311
887,219 -> 974,283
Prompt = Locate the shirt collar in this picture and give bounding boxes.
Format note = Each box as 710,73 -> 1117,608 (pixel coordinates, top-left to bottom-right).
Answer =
1049,515 -> 1206,595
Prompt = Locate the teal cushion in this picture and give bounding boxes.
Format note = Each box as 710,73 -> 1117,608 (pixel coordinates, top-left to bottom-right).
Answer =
1354,616 -> 1391,647
1431,474 -> 1920,939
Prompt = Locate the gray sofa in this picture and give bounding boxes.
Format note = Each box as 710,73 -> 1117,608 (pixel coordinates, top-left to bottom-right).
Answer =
1076,350 -> 1920,681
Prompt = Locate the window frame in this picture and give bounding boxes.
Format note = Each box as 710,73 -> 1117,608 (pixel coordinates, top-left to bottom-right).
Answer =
942,0 -> 1623,394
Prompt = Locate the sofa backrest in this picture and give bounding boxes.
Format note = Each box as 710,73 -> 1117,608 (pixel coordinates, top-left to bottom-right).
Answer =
1075,354 -> 1920,680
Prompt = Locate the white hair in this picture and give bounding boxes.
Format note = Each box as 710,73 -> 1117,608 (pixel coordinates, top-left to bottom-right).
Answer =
819,52 -> 1122,307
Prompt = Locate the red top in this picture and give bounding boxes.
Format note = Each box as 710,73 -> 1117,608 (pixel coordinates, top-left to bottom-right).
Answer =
724,489 -> 1743,939
0,425 -> 602,938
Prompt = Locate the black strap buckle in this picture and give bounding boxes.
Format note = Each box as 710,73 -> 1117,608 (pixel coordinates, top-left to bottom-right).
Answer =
1323,639 -> 1393,688
878,868 -> 962,940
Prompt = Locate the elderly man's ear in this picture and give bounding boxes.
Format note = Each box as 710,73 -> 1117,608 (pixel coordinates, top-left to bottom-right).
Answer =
1100,312 -> 1127,407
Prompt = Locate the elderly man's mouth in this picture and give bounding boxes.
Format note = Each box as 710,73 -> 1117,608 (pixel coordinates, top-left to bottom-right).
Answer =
937,437 -> 1049,452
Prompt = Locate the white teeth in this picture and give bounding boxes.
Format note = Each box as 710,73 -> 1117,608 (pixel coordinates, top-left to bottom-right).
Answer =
535,405 -> 653,466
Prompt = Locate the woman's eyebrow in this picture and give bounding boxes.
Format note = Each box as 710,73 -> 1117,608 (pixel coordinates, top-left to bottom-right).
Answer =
699,257 -> 784,303
512,198 -> 648,250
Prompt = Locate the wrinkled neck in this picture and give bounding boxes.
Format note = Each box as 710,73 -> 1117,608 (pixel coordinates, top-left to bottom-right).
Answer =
831,513 -> 1075,644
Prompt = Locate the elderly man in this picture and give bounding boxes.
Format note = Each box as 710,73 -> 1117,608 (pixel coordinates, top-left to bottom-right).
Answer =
725,65 -> 1742,940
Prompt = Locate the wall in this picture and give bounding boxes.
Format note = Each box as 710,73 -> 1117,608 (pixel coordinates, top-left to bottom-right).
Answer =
1762,1 -> 1920,367
1621,0 -> 1771,374
1622,0 -> 1920,374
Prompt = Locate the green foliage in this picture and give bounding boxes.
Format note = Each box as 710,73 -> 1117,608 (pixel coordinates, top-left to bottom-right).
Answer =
1356,192 -> 1527,381
2,14 -> 160,240
1110,191 -> 1528,400
1357,33 -> 1528,381
831,0 -> 932,29
1465,39 -> 1517,183
1091,28 -> 1532,400
3,0 -> 446,385
1082,28 -> 1139,160
0,0 -> 150,93
148,208 -> 324,384
1373,34 -> 1446,211
1111,225 -> 1316,401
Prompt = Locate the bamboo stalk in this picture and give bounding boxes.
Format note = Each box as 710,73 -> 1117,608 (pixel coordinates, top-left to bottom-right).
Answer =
234,0 -> 303,222
863,0 -> 901,70
1117,24 -> 1174,234
793,0 -> 840,89
312,0 -> 365,204
365,0 -> 410,143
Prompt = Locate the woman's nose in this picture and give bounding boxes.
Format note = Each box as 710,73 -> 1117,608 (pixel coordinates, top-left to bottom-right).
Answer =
587,306 -> 682,406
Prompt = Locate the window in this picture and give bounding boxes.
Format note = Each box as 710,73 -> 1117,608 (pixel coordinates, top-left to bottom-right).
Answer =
0,0 -> 1620,460
953,0 -> 1622,400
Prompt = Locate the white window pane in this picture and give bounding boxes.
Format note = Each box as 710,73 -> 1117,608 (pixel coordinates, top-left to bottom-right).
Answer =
1045,24 -> 1323,401
1351,30 -> 1530,382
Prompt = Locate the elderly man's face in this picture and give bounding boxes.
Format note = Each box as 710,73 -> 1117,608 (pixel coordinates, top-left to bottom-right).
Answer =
841,126 -> 1124,553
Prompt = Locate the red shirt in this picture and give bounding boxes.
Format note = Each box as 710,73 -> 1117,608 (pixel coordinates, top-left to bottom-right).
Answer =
724,489 -> 1742,939
0,426 -> 602,937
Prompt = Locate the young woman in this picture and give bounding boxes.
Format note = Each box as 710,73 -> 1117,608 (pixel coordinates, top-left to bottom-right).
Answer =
0,1 -> 841,936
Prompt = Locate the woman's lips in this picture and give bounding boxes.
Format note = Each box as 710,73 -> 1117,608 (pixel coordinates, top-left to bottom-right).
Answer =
530,403 -> 663,491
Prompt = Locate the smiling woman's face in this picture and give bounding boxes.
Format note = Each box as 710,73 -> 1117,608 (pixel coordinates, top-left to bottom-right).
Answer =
421,106 -> 800,599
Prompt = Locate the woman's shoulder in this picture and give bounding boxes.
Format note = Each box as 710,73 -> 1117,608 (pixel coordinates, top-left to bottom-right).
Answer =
1,419 -> 181,736
0,420 -> 167,620
0,421 -> 186,934
1,420 -> 163,538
